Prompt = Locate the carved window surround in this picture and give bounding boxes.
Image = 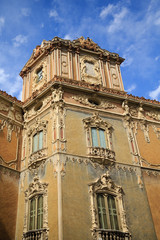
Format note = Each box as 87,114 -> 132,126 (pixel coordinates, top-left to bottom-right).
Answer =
28,119 -> 48,169
83,113 -> 115,166
32,59 -> 47,92
89,172 -> 130,240
80,55 -> 102,85
23,176 -> 49,239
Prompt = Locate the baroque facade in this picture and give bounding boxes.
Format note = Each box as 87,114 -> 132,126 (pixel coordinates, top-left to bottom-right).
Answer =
0,36 -> 160,240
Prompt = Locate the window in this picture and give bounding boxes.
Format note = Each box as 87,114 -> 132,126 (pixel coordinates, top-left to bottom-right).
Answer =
37,68 -> 43,82
89,172 -> 130,239
29,195 -> 43,230
23,176 -> 48,240
33,130 -> 43,152
97,193 -> 119,230
83,113 -> 115,164
91,128 -> 107,148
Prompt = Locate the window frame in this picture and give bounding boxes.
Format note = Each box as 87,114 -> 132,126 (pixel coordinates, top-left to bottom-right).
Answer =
96,192 -> 120,230
32,130 -> 43,153
23,176 -> 48,234
83,113 -> 113,151
29,194 -> 43,231
89,172 -> 129,238
36,67 -> 43,83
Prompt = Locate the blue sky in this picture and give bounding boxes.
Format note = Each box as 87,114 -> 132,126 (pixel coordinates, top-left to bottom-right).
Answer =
0,0 -> 160,101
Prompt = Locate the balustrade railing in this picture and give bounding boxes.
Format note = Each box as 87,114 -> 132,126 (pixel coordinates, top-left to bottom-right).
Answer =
23,228 -> 48,240
97,230 -> 132,240
88,147 -> 116,162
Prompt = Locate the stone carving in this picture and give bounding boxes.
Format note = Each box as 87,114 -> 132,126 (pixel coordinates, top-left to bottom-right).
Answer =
89,172 -> 129,239
122,100 -> 130,116
8,106 -> 15,120
140,120 -> 150,143
0,101 -> 9,111
72,94 -> 117,110
29,148 -> 47,170
78,36 -> 100,51
138,103 -> 145,119
7,122 -> 14,142
51,86 -> 63,103
0,120 -> 6,131
146,110 -> 160,121
61,52 -> 68,77
80,55 -> 101,85
15,112 -> 23,121
152,125 -> 160,140
83,112 -> 112,130
110,65 -> 120,89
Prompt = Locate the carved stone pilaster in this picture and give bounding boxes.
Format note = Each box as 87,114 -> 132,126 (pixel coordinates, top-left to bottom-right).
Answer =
51,87 -> 66,153
139,120 -> 150,143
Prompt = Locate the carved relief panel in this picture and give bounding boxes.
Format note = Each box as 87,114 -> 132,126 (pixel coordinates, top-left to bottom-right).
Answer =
80,55 -> 102,85
110,64 -> 120,89
61,52 -> 68,77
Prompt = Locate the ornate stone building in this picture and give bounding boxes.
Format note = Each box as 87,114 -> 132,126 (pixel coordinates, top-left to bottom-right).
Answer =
0,36 -> 160,240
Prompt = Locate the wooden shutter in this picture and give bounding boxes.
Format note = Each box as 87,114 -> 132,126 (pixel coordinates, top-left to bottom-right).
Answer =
30,197 -> 36,230
97,194 -> 108,229
91,128 -> 98,147
37,195 -> 43,229
99,129 -> 106,148
108,195 -> 119,230
39,131 -> 43,150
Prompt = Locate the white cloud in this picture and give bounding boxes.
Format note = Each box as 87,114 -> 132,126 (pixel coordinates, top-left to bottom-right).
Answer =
0,69 -> 22,99
155,56 -> 160,61
9,75 -> 23,97
12,34 -> 28,47
100,4 -> 114,19
21,8 -> 31,17
149,85 -> 160,100
125,84 -> 136,93
49,9 -> 58,18
107,7 -> 128,33
0,68 -> 10,84
0,17 -> 5,32
64,34 -> 72,40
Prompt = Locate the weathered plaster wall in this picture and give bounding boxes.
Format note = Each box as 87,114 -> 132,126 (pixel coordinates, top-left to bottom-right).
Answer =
62,161 -> 157,240
136,124 -> 160,165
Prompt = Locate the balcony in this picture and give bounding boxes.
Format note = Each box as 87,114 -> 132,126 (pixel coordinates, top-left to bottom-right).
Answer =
23,228 -> 48,240
96,229 -> 132,240
88,147 -> 116,165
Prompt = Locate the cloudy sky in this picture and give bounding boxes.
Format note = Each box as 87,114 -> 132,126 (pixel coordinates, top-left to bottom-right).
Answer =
0,0 -> 160,101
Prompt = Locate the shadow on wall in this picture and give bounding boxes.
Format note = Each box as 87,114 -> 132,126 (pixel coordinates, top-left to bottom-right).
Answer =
0,220 -> 12,240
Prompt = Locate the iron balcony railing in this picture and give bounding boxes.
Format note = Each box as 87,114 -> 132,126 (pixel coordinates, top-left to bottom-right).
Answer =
22,228 -> 48,240
97,229 -> 132,240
